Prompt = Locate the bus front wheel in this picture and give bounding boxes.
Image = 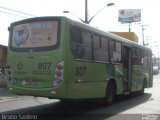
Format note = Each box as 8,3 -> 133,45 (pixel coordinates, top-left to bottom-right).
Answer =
105,81 -> 116,105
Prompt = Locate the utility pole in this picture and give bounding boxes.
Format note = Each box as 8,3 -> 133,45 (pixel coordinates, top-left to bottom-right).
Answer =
129,22 -> 131,32
85,0 -> 88,23
142,24 -> 149,46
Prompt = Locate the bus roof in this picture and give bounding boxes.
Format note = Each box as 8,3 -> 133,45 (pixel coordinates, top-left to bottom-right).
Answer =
65,16 -> 150,51
9,16 -> 151,52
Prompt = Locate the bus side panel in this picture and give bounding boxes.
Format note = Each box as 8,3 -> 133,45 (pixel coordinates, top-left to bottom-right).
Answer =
131,66 -> 139,92
71,61 -> 107,99
138,66 -> 149,90
131,50 -> 152,92
54,18 -> 70,99
65,61 -> 124,99
113,64 -> 124,95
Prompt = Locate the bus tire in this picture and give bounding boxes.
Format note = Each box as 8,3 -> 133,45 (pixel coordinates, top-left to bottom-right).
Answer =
105,81 -> 116,105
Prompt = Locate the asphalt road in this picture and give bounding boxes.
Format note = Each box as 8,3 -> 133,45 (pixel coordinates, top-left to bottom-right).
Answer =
0,75 -> 160,120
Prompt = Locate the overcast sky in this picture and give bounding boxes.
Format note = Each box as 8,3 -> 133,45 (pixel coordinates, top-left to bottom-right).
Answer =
0,0 -> 160,56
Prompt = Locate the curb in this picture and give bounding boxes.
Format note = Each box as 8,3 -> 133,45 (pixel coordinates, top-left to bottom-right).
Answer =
0,96 -> 32,103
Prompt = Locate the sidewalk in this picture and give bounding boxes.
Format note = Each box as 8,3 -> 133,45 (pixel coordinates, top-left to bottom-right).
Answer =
0,73 -> 18,102
0,88 -> 19,103
0,73 -> 7,88
0,75 -> 34,103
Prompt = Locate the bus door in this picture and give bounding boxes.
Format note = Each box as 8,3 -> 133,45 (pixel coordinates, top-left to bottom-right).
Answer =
123,46 -> 132,93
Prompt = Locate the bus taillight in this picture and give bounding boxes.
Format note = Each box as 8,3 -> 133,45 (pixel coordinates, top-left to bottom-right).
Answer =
55,71 -> 62,77
53,61 -> 64,87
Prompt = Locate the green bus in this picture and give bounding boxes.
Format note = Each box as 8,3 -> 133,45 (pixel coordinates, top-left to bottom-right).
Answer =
7,16 -> 153,104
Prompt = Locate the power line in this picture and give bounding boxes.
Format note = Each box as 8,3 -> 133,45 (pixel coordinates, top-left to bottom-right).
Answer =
0,6 -> 35,17
0,10 -> 27,18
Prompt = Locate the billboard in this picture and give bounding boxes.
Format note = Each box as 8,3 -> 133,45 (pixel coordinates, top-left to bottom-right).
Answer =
118,9 -> 141,23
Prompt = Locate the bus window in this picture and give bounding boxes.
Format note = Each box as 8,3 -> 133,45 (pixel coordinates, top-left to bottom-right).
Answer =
81,31 -> 92,46
71,27 -> 83,59
93,35 -> 100,61
110,40 -> 122,63
115,42 -> 122,63
70,27 -> 81,43
93,35 -> 101,61
93,35 -> 100,49
12,21 -> 58,49
141,50 -> 148,67
81,31 -> 92,60
71,28 -> 92,60
93,35 -> 109,62
132,47 -> 142,65
132,47 -> 137,65
101,37 -> 108,50
101,37 -> 109,62
109,40 -> 115,62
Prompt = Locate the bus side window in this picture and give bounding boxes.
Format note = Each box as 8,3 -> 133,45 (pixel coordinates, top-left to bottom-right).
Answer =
109,40 -> 115,63
101,37 -> 109,62
141,50 -> 148,67
81,31 -> 92,60
93,34 -> 101,61
123,46 -> 128,68
71,27 -> 92,60
70,27 -> 81,43
136,48 -> 142,65
71,27 -> 82,59
115,42 -> 122,63
132,47 -> 142,65
93,35 -> 109,62
109,40 -> 122,63
132,47 -> 136,65
71,44 -> 84,59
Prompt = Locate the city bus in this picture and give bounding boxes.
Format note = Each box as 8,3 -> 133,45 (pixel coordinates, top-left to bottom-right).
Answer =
7,16 -> 153,104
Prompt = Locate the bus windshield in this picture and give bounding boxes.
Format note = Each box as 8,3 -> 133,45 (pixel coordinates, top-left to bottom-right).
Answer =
11,21 -> 58,48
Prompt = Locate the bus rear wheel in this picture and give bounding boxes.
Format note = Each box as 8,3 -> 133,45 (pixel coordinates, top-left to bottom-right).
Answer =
105,81 -> 116,105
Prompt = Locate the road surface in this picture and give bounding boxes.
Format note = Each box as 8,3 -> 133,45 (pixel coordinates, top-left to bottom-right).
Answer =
0,75 -> 160,120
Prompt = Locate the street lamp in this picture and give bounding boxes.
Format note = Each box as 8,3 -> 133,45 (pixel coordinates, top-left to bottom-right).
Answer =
63,11 -> 85,23
85,2 -> 115,24
63,0 -> 114,24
